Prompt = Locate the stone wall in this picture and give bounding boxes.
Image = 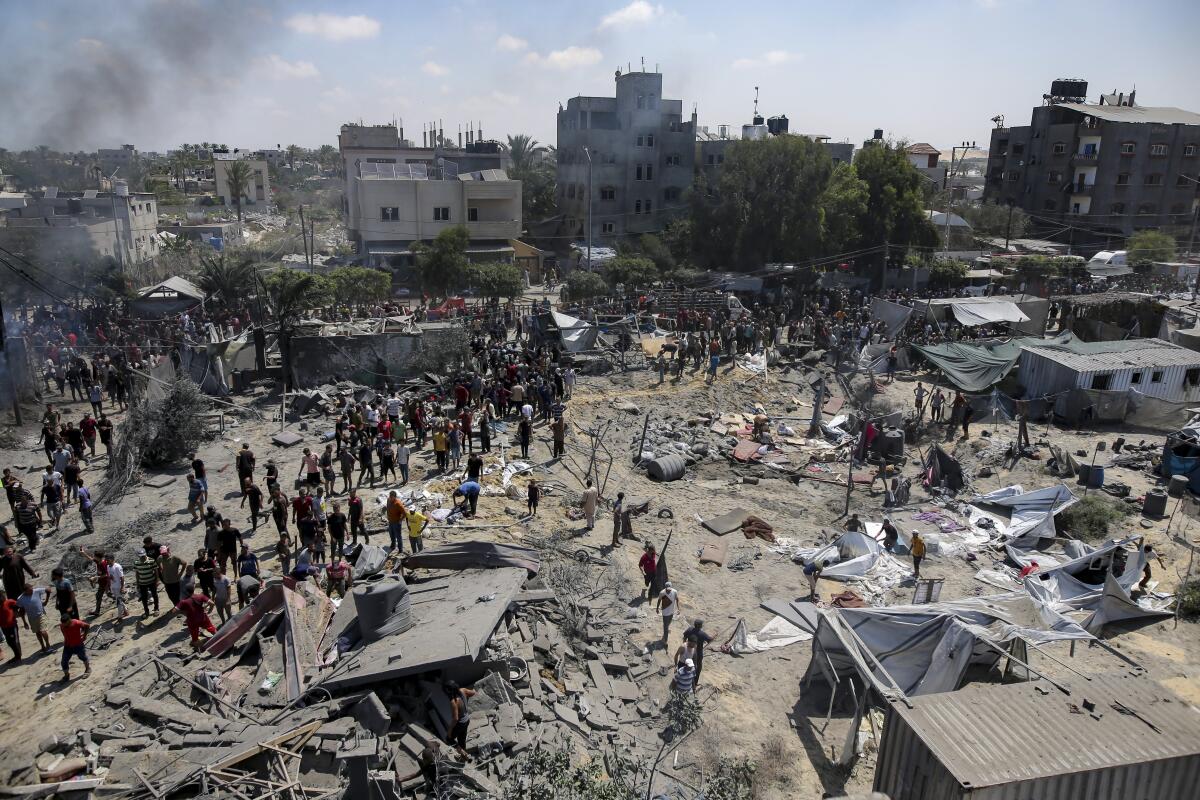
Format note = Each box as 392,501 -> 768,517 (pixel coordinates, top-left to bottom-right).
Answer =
288,329 -> 462,389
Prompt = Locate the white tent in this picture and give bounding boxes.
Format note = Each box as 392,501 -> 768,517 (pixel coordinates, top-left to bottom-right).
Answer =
970,484 -> 1078,545
802,531 -> 887,579
926,296 -> 1031,327
550,309 -> 599,353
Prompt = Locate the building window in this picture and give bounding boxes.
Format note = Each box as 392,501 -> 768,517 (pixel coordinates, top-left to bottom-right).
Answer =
1091,374 -> 1113,390
600,186 -> 615,200
1185,144 -> 1197,157
567,184 -> 576,199
1131,371 -> 1142,384
637,94 -> 645,110
1012,143 -> 1025,155
645,164 -> 654,180
1006,170 -> 1019,182
1152,371 -> 1164,383
635,164 -> 643,180
634,200 -> 642,214
1047,171 -> 1062,184
706,154 -> 715,165
1111,202 -> 1126,215
381,206 -> 399,221
1116,173 -> 1130,185
433,206 -> 451,221
1043,199 -> 1057,210
664,187 -> 680,202
602,222 -> 615,234
467,207 -> 478,222
1145,173 -> 1163,186
1150,144 -> 1168,157
1171,203 -> 1187,214
1187,368 -> 1200,386
717,154 -> 724,164
1071,202 -> 1081,214
666,153 -> 681,166
645,198 -> 652,214
648,94 -> 656,109
1120,142 -> 1136,155
636,135 -> 644,147
646,134 -> 655,148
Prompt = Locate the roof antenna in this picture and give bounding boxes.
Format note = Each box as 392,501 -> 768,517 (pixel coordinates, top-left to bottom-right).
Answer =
753,86 -> 759,117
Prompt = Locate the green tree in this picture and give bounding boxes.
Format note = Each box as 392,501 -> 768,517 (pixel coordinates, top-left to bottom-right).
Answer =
661,218 -> 694,264
222,159 -> 254,223
196,252 -> 257,308
962,200 -> 1029,240
693,136 -> 834,270
329,266 -> 391,311
468,261 -> 524,302
1127,229 -> 1177,265
505,134 -> 545,173
928,258 -> 970,287
286,144 -> 299,170
412,225 -> 470,298
638,233 -> 675,275
264,269 -> 334,389
565,270 -> 608,301
852,142 -> 940,282
820,162 -> 869,254
604,256 -> 658,288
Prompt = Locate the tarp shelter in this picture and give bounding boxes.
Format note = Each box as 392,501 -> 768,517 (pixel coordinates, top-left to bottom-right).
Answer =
550,309 -> 599,353
1160,417 -> 1200,491
802,593 -> 1092,699
131,276 -> 205,318
870,298 -> 915,339
969,484 -> 1078,545
1017,536 -> 1173,633
800,531 -> 887,579
912,340 -> 1024,392
926,297 -> 1030,327
923,446 -> 965,491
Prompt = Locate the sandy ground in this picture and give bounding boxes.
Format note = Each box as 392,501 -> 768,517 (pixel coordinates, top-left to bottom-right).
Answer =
1,353 -> 1198,797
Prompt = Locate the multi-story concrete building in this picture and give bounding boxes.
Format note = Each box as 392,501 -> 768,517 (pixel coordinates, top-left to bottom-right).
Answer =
213,151 -> 272,208
557,69 -> 696,246
0,183 -> 160,277
337,123 -> 521,265
985,81 -> 1200,239
97,144 -> 137,173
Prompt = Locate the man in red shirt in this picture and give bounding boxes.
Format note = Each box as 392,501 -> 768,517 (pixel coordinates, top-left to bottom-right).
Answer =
59,614 -> 90,680
0,589 -> 21,662
639,543 -> 657,600
173,589 -> 216,651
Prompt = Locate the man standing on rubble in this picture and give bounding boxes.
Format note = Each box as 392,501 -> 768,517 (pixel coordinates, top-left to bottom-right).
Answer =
581,479 -> 598,531
386,491 -> 407,552
1016,399 -> 1031,449
173,588 -> 216,652
910,530 -> 926,579
133,549 -> 159,616
656,580 -> 679,645
59,613 -> 90,681
682,620 -> 713,688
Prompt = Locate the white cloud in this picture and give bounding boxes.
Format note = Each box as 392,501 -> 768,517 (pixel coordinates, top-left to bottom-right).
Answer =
77,37 -> 105,50
731,49 -> 800,69
421,60 -> 449,77
524,46 -> 603,70
496,34 -> 528,52
321,86 -> 349,100
254,54 -> 320,79
599,1 -> 665,29
284,13 -> 381,41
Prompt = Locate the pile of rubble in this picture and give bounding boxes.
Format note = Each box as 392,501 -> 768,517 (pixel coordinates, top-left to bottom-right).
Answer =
9,538 -> 689,799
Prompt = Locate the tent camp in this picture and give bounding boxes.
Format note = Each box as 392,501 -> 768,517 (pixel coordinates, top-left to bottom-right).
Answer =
926,295 -> 1049,336
969,484 -> 1078,545
1014,536 -> 1174,633
797,531 -> 896,580
802,592 -> 1092,699
922,446 -> 965,492
912,331 -> 1074,392
131,276 -> 205,317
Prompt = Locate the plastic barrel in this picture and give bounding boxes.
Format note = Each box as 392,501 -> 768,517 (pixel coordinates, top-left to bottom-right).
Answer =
1143,489 -> 1169,517
1088,465 -> 1104,488
1077,463 -> 1091,485
1168,474 -> 1189,498
646,454 -> 686,482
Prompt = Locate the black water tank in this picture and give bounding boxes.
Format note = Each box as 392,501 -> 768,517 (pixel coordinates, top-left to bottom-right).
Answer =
1051,79 -> 1088,98
752,114 -> 764,126
873,128 -> 884,140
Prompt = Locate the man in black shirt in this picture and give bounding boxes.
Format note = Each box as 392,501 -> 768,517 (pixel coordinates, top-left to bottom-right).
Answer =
235,444 -> 256,489
327,503 -> 348,558
191,454 -> 208,505
464,453 -> 483,482
216,519 -> 242,573
356,442 -> 375,487
682,619 -> 715,688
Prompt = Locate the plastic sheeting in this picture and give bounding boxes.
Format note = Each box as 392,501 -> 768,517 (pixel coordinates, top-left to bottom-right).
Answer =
551,310 -> 599,352
401,541 -> 541,575
912,340 -> 1024,391
970,484 -> 1078,545
727,616 -> 812,653
354,579 -> 414,643
930,297 -> 1031,327
871,298 -> 915,339
801,531 -> 885,578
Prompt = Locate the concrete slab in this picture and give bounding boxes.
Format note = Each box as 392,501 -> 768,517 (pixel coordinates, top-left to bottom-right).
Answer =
142,474 -> 177,489
272,430 -> 304,447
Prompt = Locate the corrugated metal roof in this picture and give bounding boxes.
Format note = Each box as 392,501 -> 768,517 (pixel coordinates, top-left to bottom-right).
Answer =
1057,102 -> 1200,126
1022,337 -> 1200,371
891,673 -> 1200,789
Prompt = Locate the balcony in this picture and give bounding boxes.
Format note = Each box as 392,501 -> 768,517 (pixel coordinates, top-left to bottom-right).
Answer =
1069,183 -> 1095,195
1072,151 -> 1099,162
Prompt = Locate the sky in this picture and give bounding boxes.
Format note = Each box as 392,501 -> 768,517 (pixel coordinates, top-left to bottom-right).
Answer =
2,0 -> 1199,155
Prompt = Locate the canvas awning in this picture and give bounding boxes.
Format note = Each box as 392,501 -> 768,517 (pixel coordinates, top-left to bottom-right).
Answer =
137,275 -> 205,301
927,297 -> 1030,327
912,340 -> 1024,391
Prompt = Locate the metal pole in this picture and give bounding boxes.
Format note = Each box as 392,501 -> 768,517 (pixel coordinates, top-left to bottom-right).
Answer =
1005,202 -> 1014,251
583,147 -> 593,272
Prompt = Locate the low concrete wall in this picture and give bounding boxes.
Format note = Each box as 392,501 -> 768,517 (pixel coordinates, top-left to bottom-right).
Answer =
289,330 -> 457,389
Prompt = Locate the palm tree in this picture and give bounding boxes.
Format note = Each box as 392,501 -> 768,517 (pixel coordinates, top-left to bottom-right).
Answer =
223,159 -> 254,222
196,253 -> 257,308
265,269 -> 323,390
505,134 -> 545,173
170,151 -> 194,190
286,144 -> 299,170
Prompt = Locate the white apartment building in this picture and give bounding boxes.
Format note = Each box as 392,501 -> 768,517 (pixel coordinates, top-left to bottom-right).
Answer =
213,152 -> 272,208
338,123 -> 520,264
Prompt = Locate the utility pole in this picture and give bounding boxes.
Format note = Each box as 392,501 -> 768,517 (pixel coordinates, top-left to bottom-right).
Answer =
106,175 -> 126,273
298,206 -> 310,271
309,217 -> 316,270
582,147 -> 593,272
1004,199 -> 1016,251
0,298 -> 21,425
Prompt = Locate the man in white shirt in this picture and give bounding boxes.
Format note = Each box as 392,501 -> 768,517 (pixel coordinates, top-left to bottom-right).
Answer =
656,581 -> 680,645
107,560 -> 126,620
396,443 -> 410,485
563,368 -> 576,399
386,394 -> 403,422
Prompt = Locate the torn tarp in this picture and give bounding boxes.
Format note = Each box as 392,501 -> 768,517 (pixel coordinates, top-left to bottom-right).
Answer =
551,310 -> 599,353
970,484 -> 1078,545
923,446 -> 965,492
927,297 -> 1031,327
912,340 -> 1024,392
871,298 -> 915,339
401,541 -> 541,575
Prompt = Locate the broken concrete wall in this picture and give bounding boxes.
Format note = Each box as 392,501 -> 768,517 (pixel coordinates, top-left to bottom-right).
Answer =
288,328 -> 459,388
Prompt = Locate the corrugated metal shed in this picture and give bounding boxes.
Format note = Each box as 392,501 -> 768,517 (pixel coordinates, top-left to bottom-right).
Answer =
1022,337 -> 1200,371
874,673 -> 1200,800
1056,102 -> 1200,126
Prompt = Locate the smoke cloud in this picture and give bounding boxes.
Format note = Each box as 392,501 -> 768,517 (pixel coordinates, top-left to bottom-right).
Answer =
4,0 -> 281,151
